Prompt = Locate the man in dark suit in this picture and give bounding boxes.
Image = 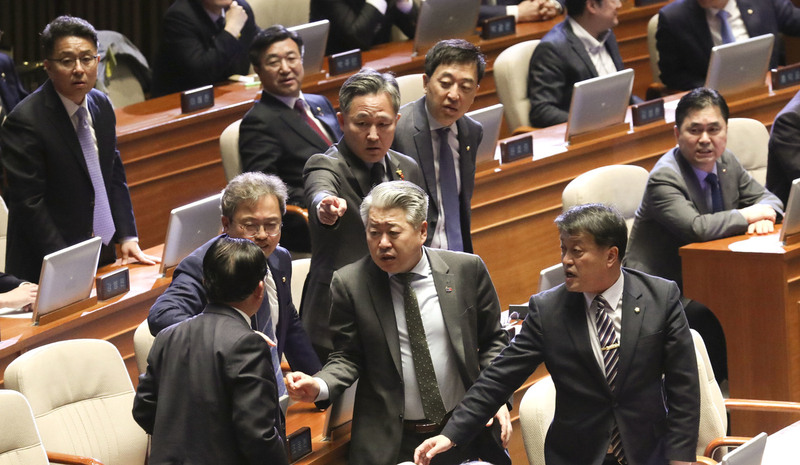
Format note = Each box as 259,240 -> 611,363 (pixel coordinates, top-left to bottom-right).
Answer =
527,0 -> 629,127
767,89 -> 800,205
134,236 -> 289,465
302,68 -> 423,360
152,0 -> 258,97
288,181 -> 511,465
240,25 -> 343,252
0,16 -> 155,283
479,0 -> 563,23
625,88 -> 783,384
416,203 -> 700,465
311,0 -> 418,55
0,52 -> 27,117
392,39 -> 484,253
148,172 -> 321,378
657,0 -> 800,91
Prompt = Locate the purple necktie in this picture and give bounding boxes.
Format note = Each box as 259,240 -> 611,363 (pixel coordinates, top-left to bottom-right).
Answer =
436,127 -> 463,252
717,10 -> 735,45
75,107 -> 115,245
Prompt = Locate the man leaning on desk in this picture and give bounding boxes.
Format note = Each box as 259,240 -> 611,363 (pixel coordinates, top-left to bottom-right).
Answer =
0,15 -> 156,284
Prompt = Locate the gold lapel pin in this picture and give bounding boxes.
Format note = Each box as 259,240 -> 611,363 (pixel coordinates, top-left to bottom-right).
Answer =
747,9 -> 753,14
634,307 -> 640,314
466,145 -> 471,151
282,277 -> 286,283
316,106 -> 323,115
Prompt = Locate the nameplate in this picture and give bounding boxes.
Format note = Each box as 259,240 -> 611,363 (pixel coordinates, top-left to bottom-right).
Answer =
771,63 -> 800,90
328,49 -> 362,76
95,267 -> 130,301
180,85 -> 214,114
481,15 -> 516,40
286,426 -> 312,463
500,133 -> 533,164
631,98 -> 665,127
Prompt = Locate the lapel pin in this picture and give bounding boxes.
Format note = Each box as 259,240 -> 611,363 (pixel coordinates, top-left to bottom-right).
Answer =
445,286 -> 453,293
634,307 -> 640,314
282,277 -> 286,283
747,9 -> 753,14
466,145 -> 471,151
316,106 -> 323,115
395,168 -> 404,180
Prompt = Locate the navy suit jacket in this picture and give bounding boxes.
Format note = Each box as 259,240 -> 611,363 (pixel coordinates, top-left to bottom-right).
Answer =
0,81 -> 137,282
657,0 -> 800,91
767,89 -> 800,205
239,93 -> 342,207
148,235 -> 321,374
0,53 -> 27,114
527,20 -> 625,127
391,96 -> 482,253
134,303 -> 289,465
442,268 -> 700,465
152,0 -> 258,96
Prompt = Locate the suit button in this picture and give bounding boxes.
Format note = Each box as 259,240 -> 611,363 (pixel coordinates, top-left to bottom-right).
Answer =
399,414 -> 403,420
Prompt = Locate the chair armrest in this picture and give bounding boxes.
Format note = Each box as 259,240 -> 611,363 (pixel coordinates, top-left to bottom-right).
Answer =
724,398 -> 800,413
511,126 -> 535,136
703,436 -> 750,458
286,205 -> 309,224
694,455 -> 718,465
47,451 -> 105,465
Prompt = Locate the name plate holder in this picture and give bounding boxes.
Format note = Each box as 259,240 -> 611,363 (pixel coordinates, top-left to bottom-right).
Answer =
481,15 -> 516,40
567,121 -> 630,146
35,296 -> 98,326
771,63 -> 800,90
631,98 -> 665,127
328,49 -> 362,76
499,133 -> 534,164
180,85 -> 214,114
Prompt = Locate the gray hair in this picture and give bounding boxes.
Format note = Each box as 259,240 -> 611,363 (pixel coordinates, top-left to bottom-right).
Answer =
339,68 -> 400,115
360,181 -> 429,229
221,172 -> 288,219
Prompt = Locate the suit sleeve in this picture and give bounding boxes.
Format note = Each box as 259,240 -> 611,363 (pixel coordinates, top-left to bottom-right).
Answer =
732,158 -> 784,217
528,41 -> 570,127
387,0 -> 418,40
314,0 -> 390,51
148,252 -> 207,335
473,256 -> 509,370
656,10 -> 703,91
768,106 -> 800,195
132,337 -> 163,434
0,272 -> 25,293
303,152 -> 344,227
239,105 -> 286,179
227,332 -> 290,465
773,0 -> 800,34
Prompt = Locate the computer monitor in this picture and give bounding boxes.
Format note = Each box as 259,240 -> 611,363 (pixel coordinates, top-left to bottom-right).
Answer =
720,432 -> 767,465
412,0 -> 480,56
322,379 -> 358,441
705,34 -> 774,97
566,68 -> 634,141
160,193 -> 222,275
779,177 -> 800,244
466,103 -> 504,165
288,20 -> 330,75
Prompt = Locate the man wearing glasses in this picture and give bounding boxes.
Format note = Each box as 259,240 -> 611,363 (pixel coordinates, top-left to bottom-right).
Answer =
148,172 -> 322,401
0,15 -> 156,283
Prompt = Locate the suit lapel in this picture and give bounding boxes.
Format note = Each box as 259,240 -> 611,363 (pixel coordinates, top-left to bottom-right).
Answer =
306,93 -> 342,141
427,249 -> 466,368
455,117 -> 475,209
616,270 -> 645,393
563,291 -> 610,389
411,98 -> 440,215
564,22 -> 599,77
673,149 -> 711,214
337,142 -> 371,198
263,95 -> 330,151
365,259 -> 403,376
43,81 -> 91,180
716,153 -> 737,210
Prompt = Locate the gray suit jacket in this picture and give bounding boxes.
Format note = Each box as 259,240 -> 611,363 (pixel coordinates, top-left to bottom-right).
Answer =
391,97 -> 482,253
316,248 -> 509,465
625,148 -> 784,289
301,142 -> 423,354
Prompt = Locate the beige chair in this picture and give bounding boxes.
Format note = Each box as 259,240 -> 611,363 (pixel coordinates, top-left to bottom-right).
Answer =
494,40 -> 540,133
4,339 -> 148,465
249,0 -> 310,28
291,258 -> 311,308
518,375 -> 555,465
537,263 -> 565,293
647,14 -> 661,86
562,164 -> 650,236
396,73 -> 425,107
133,319 -> 156,375
726,118 -> 769,186
0,196 -> 8,273
219,119 -> 243,182
103,58 -> 145,109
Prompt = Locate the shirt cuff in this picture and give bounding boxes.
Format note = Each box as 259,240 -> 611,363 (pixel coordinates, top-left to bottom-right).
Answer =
396,0 -> 414,14
314,377 -> 330,402
552,0 -> 564,13
506,5 -> 519,20
120,237 -> 138,243
366,0 -> 388,15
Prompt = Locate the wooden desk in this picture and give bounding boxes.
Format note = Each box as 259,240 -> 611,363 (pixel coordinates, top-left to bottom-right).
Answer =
680,231 -> 800,436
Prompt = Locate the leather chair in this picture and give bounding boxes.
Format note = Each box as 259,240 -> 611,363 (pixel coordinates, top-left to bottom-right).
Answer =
726,118 -> 769,186
647,14 -> 661,86
133,319 -> 156,375
291,258 -> 311,308
249,0 -> 310,28
494,40 -> 540,134
537,263 -> 565,293
396,73 -> 425,107
4,339 -> 148,465
219,119 -> 243,182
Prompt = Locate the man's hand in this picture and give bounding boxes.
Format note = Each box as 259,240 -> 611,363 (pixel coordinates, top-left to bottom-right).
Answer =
0,282 -> 38,309
517,0 -> 560,22
285,371 -> 321,403
224,1 -> 249,38
739,204 -> 777,224
317,196 -> 348,225
120,241 -> 159,265
747,218 -> 775,235
484,404 -> 512,447
414,435 -> 453,465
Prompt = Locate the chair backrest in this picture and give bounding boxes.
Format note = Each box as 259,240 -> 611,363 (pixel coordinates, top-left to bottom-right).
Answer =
494,40 -> 539,131
562,165 -> 650,236
249,0 -> 310,28
133,319 -> 156,375
104,57 -> 146,108
0,196 -> 8,273
396,73 -> 426,107
692,329 -> 728,459
0,390 -> 49,465
220,119 -> 243,182
518,375 -> 556,465
647,14 -> 661,85
538,263 -> 565,293
4,339 -> 148,465
291,258 -> 311,308
726,118 -> 769,185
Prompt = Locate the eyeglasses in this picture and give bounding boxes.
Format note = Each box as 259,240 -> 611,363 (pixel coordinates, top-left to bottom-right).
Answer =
263,54 -> 301,71
234,221 -> 283,237
49,55 -> 98,70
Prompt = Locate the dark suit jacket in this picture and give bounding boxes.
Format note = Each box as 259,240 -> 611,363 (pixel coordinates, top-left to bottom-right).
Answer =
148,235 -> 321,374
0,81 -> 137,282
151,0 -> 258,97
391,96 -> 482,253
657,0 -> 800,91
239,93 -> 343,206
527,19 -> 625,127
442,268 -> 700,465
625,148 -> 784,289
301,142 -> 423,355
316,248 -> 509,465
0,272 -> 24,293
310,0 -> 418,55
767,89 -> 800,205
0,53 -> 27,115
133,303 -> 289,465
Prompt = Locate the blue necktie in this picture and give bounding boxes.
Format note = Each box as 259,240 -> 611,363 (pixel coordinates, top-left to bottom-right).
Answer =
707,172 -> 724,213
253,272 -> 288,397
717,10 -> 735,45
75,107 -> 116,245
436,128 -> 463,252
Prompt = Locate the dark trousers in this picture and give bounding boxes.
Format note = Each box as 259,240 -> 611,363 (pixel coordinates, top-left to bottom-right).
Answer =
683,297 -> 728,382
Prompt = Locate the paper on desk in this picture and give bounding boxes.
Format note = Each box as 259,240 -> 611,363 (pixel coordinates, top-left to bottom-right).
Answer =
0,306 -> 32,318
727,233 -> 785,254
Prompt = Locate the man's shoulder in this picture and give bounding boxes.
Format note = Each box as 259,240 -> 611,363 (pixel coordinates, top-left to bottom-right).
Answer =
333,255 -> 376,282
304,92 -> 335,109
622,267 -> 679,298
305,144 -> 345,169
540,20 -> 571,44
659,0 -> 696,20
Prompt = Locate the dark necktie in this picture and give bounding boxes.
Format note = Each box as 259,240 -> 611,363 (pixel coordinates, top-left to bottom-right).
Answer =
706,172 -> 724,213
294,99 -> 333,146
252,272 -> 288,397
398,273 -> 447,424
370,161 -> 385,188
436,127 -> 464,252
594,296 -> 625,464
75,107 -> 116,245
215,16 -> 226,32
717,10 -> 735,45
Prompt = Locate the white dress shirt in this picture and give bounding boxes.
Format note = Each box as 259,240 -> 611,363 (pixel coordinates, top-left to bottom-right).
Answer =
568,17 -> 618,77
705,0 -> 749,46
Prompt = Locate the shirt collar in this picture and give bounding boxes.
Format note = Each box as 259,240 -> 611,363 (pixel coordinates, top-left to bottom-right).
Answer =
56,90 -> 88,119
230,306 -> 252,325
704,0 -> 734,16
424,99 -> 459,136
266,90 -> 305,110
583,271 -> 624,312
568,16 -> 610,53
692,162 -> 719,188
388,248 -> 431,280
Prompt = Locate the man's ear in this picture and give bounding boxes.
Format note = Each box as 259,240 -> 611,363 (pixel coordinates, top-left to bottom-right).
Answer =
607,246 -> 619,267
